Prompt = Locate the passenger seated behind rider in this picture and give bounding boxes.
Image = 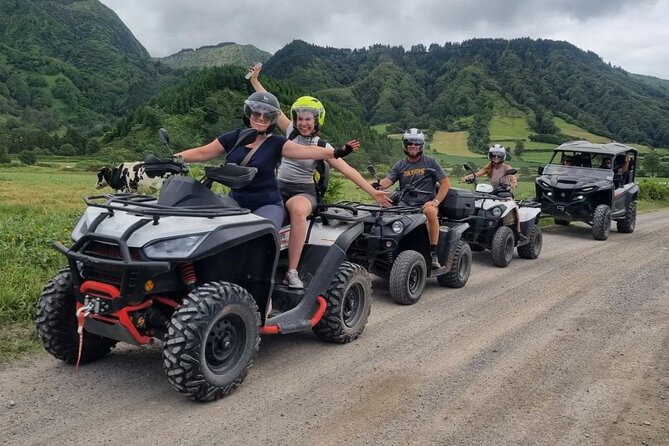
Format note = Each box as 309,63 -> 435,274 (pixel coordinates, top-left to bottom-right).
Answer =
173,92 -> 358,231
248,64 -> 392,289
374,128 -> 451,270
459,144 -> 526,241
562,156 -> 573,166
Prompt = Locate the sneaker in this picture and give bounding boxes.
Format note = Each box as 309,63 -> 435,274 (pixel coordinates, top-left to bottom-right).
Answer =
430,251 -> 441,269
284,269 -> 304,289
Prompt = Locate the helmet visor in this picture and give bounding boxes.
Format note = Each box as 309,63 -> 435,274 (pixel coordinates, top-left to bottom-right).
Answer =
244,100 -> 280,124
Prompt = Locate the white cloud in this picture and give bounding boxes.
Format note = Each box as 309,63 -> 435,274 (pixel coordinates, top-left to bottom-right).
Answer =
99,0 -> 669,79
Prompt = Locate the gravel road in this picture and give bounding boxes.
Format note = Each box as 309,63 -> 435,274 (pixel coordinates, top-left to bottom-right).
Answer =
1,210 -> 667,446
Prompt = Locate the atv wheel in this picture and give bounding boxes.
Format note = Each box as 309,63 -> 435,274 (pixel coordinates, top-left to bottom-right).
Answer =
490,226 -> 515,267
554,219 -> 570,226
313,262 -> 372,343
388,250 -> 427,305
163,281 -> 260,402
35,269 -> 117,364
592,204 -> 612,240
437,240 -> 472,288
517,224 -> 543,259
616,201 -> 636,233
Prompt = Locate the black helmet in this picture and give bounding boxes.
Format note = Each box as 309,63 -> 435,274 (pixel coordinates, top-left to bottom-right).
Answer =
402,128 -> 425,156
243,92 -> 281,134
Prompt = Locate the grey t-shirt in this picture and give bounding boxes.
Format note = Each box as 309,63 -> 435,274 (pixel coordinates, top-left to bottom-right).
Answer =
277,124 -> 333,184
388,156 -> 447,206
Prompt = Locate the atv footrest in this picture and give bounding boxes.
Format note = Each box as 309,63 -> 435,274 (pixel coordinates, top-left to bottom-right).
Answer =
277,319 -> 313,334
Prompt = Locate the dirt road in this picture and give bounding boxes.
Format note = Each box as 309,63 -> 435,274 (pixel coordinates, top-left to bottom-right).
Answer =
1,210 -> 667,446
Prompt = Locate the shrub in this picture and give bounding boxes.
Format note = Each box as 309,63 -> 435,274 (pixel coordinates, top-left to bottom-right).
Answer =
18,151 -> 37,165
639,179 -> 669,201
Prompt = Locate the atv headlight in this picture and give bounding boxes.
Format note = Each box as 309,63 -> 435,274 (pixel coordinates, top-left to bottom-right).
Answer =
144,234 -> 206,259
538,180 -> 551,189
391,220 -> 404,234
490,206 -> 503,218
580,186 -> 596,192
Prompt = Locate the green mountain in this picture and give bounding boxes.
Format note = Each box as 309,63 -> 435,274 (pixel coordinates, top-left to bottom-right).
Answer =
160,42 -> 271,70
263,39 -> 669,149
0,0 -> 182,155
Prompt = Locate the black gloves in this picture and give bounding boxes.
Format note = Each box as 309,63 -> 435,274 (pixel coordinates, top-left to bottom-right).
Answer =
371,181 -> 381,190
333,143 -> 354,159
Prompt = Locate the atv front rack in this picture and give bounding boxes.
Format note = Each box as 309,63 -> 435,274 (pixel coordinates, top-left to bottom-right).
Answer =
85,193 -> 251,219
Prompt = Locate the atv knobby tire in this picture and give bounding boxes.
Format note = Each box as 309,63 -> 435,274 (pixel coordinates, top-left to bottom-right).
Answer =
592,204 -> 612,240
388,250 -> 427,305
163,281 -> 260,402
313,261 -> 372,343
616,200 -> 636,233
517,224 -> 543,259
36,269 -> 117,364
437,240 -> 471,288
491,226 -> 515,267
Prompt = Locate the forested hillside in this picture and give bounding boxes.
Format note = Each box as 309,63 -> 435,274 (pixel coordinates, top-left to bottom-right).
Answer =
105,65 -> 396,167
159,42 -> 271,70
0,0 -> 181,156
263,39 -> 669,150
1,1 -> 669,169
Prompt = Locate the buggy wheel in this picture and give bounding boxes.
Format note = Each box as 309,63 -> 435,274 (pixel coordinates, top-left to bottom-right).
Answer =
35,269 -> 117,364
437,240 -> 471,288
517,225 -> 543,259
554,219 -> 570,226
163,281 -> 260,402
592,204 -> 612,240
616,201 -> 636,233
388,250 -> 427,305
490,226 -> 515,267
313,262 -> 372,343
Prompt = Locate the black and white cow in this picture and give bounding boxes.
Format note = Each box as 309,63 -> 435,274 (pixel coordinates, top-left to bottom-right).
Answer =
96,162 -> 173,192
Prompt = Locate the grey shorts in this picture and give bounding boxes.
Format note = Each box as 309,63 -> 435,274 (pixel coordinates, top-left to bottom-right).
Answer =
278,180 -> 318,209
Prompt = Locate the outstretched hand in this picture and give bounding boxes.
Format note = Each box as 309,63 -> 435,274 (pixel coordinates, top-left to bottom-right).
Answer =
372,189 -> 393,207
333,139 -> 360,159
246,63 -> 262,81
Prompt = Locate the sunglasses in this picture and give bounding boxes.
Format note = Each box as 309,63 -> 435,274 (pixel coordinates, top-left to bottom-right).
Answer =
491,155 -> 503,159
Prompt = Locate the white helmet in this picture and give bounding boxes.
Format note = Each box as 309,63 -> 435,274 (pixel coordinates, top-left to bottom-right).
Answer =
402,128 -> 425,156
488,144 -> 506,163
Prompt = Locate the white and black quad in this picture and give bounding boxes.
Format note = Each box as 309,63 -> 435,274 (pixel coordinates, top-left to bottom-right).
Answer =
35,131 -> 372,402
447,165 -> 543,267
535,141 -> 639,240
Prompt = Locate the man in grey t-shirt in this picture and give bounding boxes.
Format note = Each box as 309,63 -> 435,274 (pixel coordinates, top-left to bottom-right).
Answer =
375,128 -> 451,269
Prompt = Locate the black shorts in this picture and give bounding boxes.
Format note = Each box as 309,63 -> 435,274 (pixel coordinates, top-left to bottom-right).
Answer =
278,180 -> 318,209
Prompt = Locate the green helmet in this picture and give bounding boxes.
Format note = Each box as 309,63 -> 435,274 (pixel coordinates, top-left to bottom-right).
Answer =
290,96 -> 326,130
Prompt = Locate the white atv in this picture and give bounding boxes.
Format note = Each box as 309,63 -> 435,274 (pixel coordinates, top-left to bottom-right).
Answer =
456,164 -> 543,267
35,128 -> 373,402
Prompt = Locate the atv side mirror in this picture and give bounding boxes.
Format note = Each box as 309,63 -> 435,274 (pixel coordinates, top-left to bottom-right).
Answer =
538,166 -> 544,175
159,128 -> 170,146
463,163 -> 473,172
236,128 -> 258,147
367,165 -> 377,177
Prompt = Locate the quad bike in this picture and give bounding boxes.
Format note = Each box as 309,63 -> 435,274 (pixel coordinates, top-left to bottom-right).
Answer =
35,128 -> 373,402
342,166 -> 472,305
445,164 -> 542,267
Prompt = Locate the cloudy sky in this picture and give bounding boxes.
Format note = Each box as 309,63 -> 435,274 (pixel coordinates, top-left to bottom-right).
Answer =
99,0 -> 669,79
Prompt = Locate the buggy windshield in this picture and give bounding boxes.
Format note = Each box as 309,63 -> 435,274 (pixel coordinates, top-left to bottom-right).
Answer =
542,164 -> 614,180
